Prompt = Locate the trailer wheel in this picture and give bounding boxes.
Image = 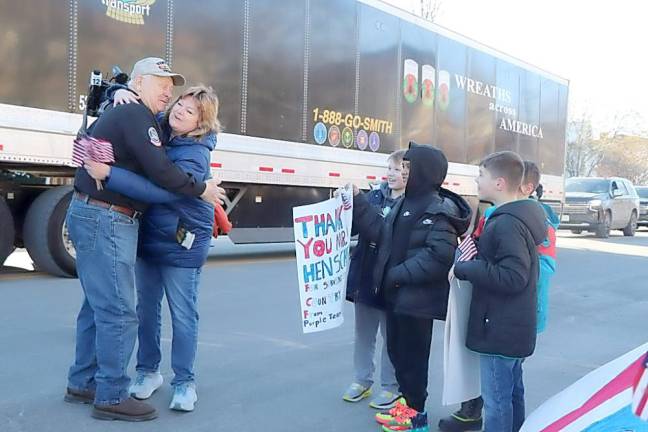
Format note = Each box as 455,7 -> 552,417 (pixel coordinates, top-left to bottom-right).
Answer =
23,186 -> 76,277
0,197 -> 16,265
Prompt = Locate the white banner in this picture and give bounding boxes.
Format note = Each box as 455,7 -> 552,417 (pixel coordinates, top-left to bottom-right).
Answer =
293,193 -> 353,334
442,276 -> 481,406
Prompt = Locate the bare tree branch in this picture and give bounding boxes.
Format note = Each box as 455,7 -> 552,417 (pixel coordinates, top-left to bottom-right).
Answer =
566,112 -> 602,178
590,111 -> 648,184
417,0 -> 443,22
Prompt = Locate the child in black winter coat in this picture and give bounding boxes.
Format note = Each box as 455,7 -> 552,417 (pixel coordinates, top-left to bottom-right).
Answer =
343,149 -> 408,410
453,151 -> 547,432
349,143 -> 472,432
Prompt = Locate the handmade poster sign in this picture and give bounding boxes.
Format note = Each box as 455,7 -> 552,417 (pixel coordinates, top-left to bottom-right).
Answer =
293,192 -> 353,334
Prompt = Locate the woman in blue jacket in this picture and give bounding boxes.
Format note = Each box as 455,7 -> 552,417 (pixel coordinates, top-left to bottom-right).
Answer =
85,85 -> 221,412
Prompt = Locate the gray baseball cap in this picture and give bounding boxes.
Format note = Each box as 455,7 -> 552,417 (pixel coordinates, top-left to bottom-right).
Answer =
130,57 -> 185,86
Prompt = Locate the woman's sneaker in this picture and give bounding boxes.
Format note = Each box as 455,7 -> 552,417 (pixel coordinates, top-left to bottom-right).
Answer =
129,372 -> 164,400
342,382 -> 372,402
170,383 -> 197,412
370,390 -> 402,410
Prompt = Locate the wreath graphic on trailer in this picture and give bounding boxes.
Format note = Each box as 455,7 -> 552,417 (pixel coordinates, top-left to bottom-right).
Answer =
102,0 -> 156,25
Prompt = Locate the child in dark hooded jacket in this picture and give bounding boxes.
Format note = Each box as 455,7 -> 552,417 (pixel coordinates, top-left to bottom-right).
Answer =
350,143 -> 471,432
343,150 -> 408,409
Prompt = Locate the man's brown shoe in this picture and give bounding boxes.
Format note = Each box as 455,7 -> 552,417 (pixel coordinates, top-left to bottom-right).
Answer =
64,387 -> 95,405
92,397 -> 158,422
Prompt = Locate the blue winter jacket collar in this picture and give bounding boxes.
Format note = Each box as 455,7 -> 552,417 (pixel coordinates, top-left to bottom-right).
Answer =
166,130 -> 216,151
157,113 -> 217,152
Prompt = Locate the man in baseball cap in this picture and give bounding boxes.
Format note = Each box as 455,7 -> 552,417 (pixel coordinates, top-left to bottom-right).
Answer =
65,55 -> 225,422
130,57 -> 185,86
125,57 -> 185,114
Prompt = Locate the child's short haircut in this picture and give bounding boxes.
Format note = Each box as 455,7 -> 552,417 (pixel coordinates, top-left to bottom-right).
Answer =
523,160 -> 541,190
480,151 -> 524,193
388,149 -> 407,165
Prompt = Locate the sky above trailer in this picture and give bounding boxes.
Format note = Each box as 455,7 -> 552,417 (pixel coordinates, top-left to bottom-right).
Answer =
385,0 -> 648,133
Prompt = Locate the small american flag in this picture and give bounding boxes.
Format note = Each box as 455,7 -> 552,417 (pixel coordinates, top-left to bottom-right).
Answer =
72,134 -> 114,167
457,236 -> 478,262
632,351 -> 648,420
341,190 -> 352,211
72,133 -> 115,190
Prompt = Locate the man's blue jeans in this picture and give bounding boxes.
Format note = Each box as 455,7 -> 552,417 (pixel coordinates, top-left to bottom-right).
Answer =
480,354 -> 526,432
66,197 -> 139,405
135,259 -> 201,387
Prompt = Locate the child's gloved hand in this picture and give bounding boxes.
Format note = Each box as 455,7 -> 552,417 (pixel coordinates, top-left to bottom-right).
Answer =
453,261 -> 470,281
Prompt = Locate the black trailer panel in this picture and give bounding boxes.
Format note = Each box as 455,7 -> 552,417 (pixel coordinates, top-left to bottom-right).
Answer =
517,70 -> 541,162
493,59 -> 521,153
246,0 -> 306,142
399,20 -> 437,149
466,48 -> 496,165
539,79 -> 566,176
76,0 -> 168,113
435,36 -> 467,163
307,0 -> 358,147
173,0 -> 244,134
0,0 -> 69,111
356,3 -> 400,154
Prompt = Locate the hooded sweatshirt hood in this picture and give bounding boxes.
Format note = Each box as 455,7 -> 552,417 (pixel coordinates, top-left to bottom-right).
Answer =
428,187 -> 472,236
403,143 -> 448,197
490,199 -> 547,245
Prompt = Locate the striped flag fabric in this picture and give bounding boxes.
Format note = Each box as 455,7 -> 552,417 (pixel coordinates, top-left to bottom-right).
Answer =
633,351 -> 648,420
521,342 -> 648,432
72,133 -> 115,190
457,235 -> 478,262
340,190 -> 352,211
71,134 -> 115,168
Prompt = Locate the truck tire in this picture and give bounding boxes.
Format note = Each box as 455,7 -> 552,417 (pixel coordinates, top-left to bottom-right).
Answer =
23,186 -> 76,277
571,229 -> 582,235
595,211 -> 611,239
623,211 -> 637,237
0,197 -> 16,266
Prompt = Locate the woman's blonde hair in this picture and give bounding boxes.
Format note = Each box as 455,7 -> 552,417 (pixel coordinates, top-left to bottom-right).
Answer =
165,84 -> 223,138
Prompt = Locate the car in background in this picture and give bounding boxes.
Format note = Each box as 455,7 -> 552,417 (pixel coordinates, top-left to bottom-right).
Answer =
560,177 -> 640,238
636,186 -> 648,228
